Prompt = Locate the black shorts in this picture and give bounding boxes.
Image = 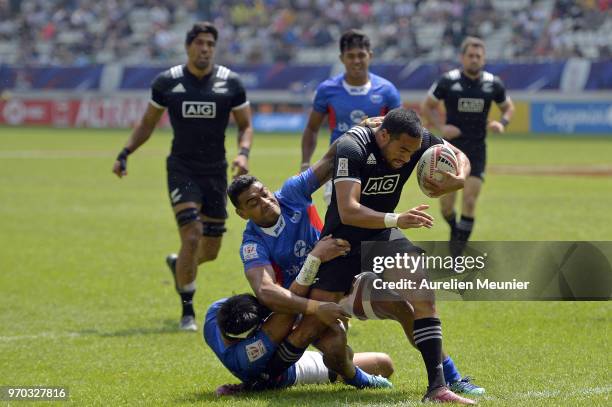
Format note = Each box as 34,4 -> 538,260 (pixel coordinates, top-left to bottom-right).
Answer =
450,140 -> 486,181
166,156 -> 228,220
312,228 -> 422,294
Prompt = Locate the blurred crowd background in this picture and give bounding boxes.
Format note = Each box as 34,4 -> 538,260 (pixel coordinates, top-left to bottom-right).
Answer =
1,0 -> 610,66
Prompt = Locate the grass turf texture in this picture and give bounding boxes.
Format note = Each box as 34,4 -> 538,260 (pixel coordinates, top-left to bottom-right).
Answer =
0,127 -> 611,406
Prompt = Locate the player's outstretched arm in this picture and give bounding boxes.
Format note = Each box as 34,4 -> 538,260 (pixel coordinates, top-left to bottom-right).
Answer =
335,180 -> 434,229
231,105 -> 253,178
300,110 -> 326,171
112,104 -> 164,178
246,266 -> 309,314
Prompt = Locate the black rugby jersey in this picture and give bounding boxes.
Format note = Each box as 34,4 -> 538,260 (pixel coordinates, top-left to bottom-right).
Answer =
151,64 -> 248,174
428,69 -> 506,146
322,125 -> 443,244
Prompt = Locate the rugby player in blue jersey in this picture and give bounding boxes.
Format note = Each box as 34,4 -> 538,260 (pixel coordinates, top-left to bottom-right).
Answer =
204,235 -> 394,394
300,29 -> 401,203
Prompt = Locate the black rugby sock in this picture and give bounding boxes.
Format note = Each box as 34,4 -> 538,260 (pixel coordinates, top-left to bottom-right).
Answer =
456,215 -> 474,241
414,318 -> 445,391
179,290 -> 195,317
450,215 -> 474,257
266,339 -> 307,378
444,211 -> 457,232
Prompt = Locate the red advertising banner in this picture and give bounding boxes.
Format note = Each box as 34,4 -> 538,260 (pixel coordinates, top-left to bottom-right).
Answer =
0,97 -> 170,128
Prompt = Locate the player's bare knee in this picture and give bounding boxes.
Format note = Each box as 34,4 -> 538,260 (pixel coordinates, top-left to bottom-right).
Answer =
377,353 -> 394,378
198,243 -> 220,263
463,197 -> 477,213
198,251 -> 218,263
320,325 -> 348,353
291,318 -> 327,347
180,225 -> 202,250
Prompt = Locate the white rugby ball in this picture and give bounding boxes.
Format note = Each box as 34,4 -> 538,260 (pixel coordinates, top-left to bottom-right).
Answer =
416,143 -> 459,197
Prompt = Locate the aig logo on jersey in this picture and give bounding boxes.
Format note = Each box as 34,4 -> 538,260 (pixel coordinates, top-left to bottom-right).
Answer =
458,98 -> 484,113
182,101 -> 216,118
362,174 -> 400,195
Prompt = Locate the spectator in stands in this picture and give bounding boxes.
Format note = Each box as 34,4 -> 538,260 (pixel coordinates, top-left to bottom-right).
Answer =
2,0 -> 610,65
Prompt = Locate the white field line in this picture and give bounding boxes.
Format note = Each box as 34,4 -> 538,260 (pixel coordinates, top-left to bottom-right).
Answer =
2,150 -> 612,174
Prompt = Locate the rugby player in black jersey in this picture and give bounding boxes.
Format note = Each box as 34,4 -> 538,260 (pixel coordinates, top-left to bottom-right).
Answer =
262,109 -> 478,404
112,22 -> 253,331
421,36 -> 514,256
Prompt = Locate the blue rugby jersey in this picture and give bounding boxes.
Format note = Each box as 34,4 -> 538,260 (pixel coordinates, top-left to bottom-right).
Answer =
312,72 -> 401,144
240,168 -> 324,288
204,298 -> 297,386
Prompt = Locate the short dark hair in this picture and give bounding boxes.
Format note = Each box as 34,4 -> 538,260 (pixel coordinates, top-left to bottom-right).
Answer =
380,108 -> 423,139
339,29 -> 371,53
227,174 -> 258,208
217,294 -> 267,339
185,22 -> 218,45
460,36 -> 485,54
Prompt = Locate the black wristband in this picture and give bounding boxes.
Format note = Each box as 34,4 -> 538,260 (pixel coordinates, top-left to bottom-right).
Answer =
500,117 -> 510,127
238,147 -> 250,158
117,147 -> 131,160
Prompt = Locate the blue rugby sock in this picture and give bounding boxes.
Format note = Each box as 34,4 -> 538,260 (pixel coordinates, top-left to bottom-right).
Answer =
344,367 -> 371,388
443,356 -> 462,384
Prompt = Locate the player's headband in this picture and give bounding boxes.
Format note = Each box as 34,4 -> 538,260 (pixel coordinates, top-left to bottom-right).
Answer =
223,322 -> 261,340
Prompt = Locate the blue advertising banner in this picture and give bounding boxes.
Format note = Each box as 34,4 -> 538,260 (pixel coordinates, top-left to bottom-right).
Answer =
252,113 -> 307,132
2,61 -> 611,91
531,102 -> 612,134
0,65 -> 103,90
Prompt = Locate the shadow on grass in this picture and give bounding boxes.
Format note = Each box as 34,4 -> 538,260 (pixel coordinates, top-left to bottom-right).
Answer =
178,386 -> 422,406
76,319 -> 184,338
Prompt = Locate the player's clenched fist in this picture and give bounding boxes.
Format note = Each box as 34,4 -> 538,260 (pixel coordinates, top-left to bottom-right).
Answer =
397,204 -> 434,229
441,124 -> 461,140
314,302 -> 351,327
113,147 -> 131,178
310,235 -> 351,262
487,120 -> 505,133
358,115 -> 384,129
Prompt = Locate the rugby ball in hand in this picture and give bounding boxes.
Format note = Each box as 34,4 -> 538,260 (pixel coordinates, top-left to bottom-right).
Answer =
416,144 -> 459,197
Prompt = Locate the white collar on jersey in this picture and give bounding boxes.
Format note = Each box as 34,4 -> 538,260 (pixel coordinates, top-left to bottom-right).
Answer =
342,79 -> 372,95
260,213 -> 286,237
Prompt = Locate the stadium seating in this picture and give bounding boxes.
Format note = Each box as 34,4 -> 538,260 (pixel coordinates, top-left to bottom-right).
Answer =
0,0 -> 609,66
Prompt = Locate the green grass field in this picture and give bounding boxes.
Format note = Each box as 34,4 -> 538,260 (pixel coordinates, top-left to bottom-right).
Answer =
1,127 -> 611,406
